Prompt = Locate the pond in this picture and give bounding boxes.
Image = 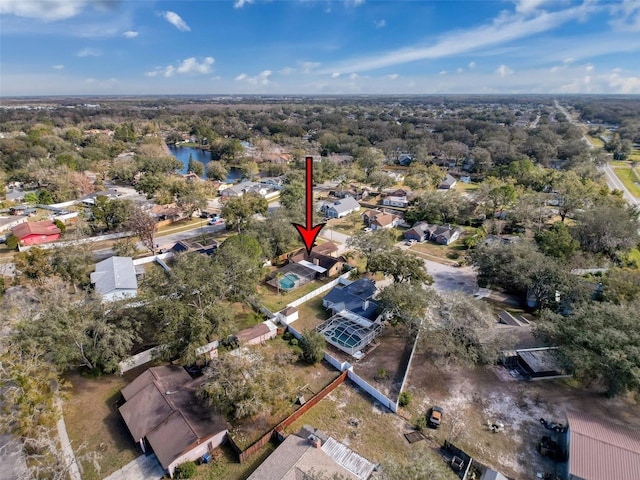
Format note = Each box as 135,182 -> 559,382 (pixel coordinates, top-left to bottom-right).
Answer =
167,145 -> 243,182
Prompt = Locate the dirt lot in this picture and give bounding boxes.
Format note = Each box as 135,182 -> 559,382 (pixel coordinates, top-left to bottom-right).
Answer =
401,351 -> 640,480
284,382 -> 456,478
326,323 -> 413,401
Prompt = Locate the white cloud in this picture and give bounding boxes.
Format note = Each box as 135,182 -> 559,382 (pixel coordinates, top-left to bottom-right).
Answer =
52,64 -> 64,70
123,31 -> 139,38
374,19 -> 386,28
321,2 -> 597,74
77,47 -> 101,57
607,72 -> 640,93
279,67 -> 295,75
585,63 -> 594,71
514,0 -> 557,14
160,11 -> 190,32
345,0 -> 365,6
235,70 -> 272,85
332,72 -> 341,78
234,0 -> 254,8
457,67 -> 464,73
349,73 -> 359,79
562,57 -> 574,64
0,0 -> 91,21
146,57 -> 214,78
496,64 -> 514,77
386,74 -> 398,80
610,0 -> 640,32
301,62 -> 321,74
468,61 -> 477,69
439,70 -> 447,75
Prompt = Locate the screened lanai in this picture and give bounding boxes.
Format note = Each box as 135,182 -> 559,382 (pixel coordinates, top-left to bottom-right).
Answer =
316,310 -> 383,357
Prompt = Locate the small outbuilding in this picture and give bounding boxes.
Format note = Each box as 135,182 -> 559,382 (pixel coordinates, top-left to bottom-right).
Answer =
236,320 -> 278,346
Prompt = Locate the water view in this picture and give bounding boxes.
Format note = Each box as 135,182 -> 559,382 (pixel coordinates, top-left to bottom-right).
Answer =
167,145 -> 243,183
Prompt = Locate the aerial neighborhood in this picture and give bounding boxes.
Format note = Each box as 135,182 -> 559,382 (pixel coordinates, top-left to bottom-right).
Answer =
1,93 -> 639,480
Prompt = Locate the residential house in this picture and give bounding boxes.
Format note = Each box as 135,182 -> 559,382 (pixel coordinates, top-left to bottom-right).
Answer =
313,241 -> 339,258
236,320 -> 278,346
0,216 -> 27,233
361,209 -> 401,230
404,222 -> 463,245
404,222 -> 434,242
247,426 -> 375,480
384,171 -> 405,183
220,182 -> 277,199
290,250 -> 345,278
90,256 -> 138,302
383,193 -> 409,208
9,205 -> 36,216
170,238 -> 219,256
322,278 -> 378,321
79,188 -> 121,206
397,153 -> 414,166
564,409 -> 640,480
323,197 -> 361,219
431,224 -> 463,245
149,203 -> 184,223
11,220 -> 61,246
438,173 -> 457,190
119,366 -> 228,478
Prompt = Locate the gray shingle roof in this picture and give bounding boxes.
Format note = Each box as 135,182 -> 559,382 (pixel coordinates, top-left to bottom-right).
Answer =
90,256 -> 137,295
328,197 -> 360,215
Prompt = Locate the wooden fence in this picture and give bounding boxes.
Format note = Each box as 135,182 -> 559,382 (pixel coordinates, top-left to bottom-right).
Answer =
230,370 -> 348,463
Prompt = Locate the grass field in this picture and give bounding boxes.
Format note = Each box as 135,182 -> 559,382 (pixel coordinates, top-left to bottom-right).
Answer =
612,166 -> 640,197
586,135 -> 605,148
63,372 -> 141,480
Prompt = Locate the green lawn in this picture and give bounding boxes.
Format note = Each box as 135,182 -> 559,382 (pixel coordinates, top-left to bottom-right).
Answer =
612,166 -> 640,197
586,135 -> 605,148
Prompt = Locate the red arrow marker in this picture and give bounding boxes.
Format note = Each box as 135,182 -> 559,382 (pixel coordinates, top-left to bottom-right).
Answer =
293,156 -> 326,255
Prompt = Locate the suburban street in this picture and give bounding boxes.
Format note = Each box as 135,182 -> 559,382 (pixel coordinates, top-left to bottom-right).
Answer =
601,162 -> 640,206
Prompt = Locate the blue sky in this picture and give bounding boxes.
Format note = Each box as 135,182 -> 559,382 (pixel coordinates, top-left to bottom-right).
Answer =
1,0 -> 639,96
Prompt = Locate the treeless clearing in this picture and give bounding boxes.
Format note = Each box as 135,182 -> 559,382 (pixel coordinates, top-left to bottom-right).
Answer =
63,371 -> 141,480
401,350 -> 640,480
284,382 -> 457,478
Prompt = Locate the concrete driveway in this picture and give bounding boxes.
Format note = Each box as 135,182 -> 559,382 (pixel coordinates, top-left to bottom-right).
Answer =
102,454 -> 164,480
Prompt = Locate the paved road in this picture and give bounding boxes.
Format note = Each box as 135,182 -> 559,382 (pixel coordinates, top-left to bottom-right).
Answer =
601,162 -> 640,206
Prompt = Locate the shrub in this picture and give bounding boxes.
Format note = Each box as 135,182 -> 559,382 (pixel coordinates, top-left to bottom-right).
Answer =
398,391 -> 412,407
54,219 -> 66,234
283,331 -> 293,341
5,235 -> 18,250
300,329 -> 325,364
174,461 -> 197,479
289,338 -> 299,347
415,414 -> 427,431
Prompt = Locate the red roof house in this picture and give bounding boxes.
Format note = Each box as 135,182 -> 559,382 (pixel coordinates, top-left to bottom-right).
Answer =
11,220 -> 61,246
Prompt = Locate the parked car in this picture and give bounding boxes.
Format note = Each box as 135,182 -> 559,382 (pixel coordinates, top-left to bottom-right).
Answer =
429,406 -> 444,428
363,227 -> 372,232
405,239 -> 416,246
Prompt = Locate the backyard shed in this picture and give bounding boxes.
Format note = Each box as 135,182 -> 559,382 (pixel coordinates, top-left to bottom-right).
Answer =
236,320 -> 278,346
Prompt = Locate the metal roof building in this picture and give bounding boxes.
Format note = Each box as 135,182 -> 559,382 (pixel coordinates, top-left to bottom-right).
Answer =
565,409 -> 640,480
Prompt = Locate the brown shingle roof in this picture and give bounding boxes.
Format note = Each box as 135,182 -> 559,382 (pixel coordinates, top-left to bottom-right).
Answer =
119,365 -> 228,469
236,322 -> 271,343
11,220 -> 60,239
566,409 -> 640,480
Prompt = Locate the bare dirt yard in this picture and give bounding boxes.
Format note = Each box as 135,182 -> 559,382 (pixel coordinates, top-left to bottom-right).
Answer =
401,351 -> 640,480
284,382 -> 457,479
